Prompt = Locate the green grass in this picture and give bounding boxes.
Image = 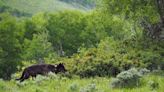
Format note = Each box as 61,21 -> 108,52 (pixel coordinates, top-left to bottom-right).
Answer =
3,0 -> 89,14
0,73 -> 164,92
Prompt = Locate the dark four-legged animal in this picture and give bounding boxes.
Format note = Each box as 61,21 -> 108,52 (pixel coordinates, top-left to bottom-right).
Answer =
16,63 -> 67,82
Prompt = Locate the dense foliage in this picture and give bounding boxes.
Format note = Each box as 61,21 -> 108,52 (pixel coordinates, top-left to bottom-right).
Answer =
0,13 -> 22,79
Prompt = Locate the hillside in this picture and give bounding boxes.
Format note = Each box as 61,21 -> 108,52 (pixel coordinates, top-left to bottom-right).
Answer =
59,0 -> 95,8
2,0 -> 93,15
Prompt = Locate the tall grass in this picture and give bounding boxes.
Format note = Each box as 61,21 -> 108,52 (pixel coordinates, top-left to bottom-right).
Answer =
0,73 -> 163,92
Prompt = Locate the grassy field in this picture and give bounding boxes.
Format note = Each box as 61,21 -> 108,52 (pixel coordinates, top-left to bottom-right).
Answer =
0,73 -> 163,92
3,0 -> 89,14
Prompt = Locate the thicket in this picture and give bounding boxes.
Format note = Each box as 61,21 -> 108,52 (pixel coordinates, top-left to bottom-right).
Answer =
62,37 -> 163,77
0,13 -> 23,79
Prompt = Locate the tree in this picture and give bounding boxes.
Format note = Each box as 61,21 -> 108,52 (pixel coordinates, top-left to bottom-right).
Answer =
100,0 -> 164,40
46,11 -> 85,56
22,30 -> 54,63
0,13 -> 22,79
23,13 -> 47,40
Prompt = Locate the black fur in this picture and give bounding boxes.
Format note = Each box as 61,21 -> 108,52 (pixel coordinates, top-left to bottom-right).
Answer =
16,63 -> 66,82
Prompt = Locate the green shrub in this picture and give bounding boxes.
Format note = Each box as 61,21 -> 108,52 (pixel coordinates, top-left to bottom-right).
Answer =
48,72 -> 58,79
80,83 -> 97,92
139,68 -> 150,76
110,68 -> 146,88
63,36 -> 163,77
148,80 -> 159,90
69,82 -> 79,92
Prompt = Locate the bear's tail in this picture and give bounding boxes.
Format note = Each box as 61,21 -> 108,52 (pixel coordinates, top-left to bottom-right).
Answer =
15,70 -> 25,81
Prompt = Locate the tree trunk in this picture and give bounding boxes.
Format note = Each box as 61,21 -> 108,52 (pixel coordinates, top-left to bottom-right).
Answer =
156,0 -> 164,39
57,40 -> 65,56
156,0 -> 164,24
141,0 -> 164,40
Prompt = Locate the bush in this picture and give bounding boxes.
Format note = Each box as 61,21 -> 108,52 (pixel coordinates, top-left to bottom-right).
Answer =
48,72 -> 58,79
139,68 -> 150,76
69,82 -> 79,92
80,83 -> 97,92
110,68 -> 148,88
63,35 -> 163,78
110,78 -> 123,88
148,80 -> 159,90
34,75 -> 49,85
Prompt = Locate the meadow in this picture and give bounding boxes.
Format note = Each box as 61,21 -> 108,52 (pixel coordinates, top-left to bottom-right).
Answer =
0,72 -> 163,92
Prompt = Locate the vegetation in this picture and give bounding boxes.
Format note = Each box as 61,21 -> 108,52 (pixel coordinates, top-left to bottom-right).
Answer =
0,72 -> 164,92
0,0 -> 163,91
110,68 -> 150,88
0,13 -> 22,79
59,0 -> 95,8
2,0 -> 93,15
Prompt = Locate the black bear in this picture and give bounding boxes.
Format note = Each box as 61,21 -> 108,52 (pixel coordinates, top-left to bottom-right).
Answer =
16,63 -> 66,82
